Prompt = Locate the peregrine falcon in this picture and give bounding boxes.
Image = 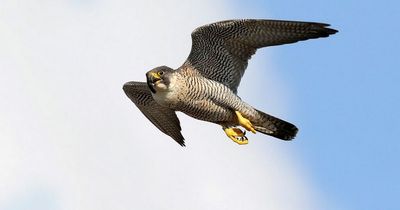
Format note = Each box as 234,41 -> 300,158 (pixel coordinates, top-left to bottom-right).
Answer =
123,19 -> 337,146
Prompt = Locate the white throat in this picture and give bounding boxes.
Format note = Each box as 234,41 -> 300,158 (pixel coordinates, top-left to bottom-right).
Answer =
151,74 -> 178,108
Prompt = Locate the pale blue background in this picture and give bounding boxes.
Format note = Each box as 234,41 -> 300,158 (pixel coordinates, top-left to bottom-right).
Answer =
1,1 -> 399,210
234,1 -> 400,210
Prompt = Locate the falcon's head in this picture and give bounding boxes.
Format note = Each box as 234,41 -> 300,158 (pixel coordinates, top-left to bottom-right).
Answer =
146,66 -> 174,94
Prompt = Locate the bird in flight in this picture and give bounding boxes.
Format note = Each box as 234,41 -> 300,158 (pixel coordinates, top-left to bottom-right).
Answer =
123,19 -> 337,146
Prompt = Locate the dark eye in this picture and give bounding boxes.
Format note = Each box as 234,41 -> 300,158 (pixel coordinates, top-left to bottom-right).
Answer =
158,71 -> 164,76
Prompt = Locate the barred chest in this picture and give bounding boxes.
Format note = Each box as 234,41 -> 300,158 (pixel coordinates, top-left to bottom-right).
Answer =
152,90 -> 178,109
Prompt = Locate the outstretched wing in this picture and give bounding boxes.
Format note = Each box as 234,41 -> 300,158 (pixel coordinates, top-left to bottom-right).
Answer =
182,19 -> 338,93
123,81 -> 185,146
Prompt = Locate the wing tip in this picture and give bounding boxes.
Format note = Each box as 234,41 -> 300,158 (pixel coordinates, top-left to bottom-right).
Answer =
172,134 -> 186,147
311,22 -> 339,37
176,138 -> 186,147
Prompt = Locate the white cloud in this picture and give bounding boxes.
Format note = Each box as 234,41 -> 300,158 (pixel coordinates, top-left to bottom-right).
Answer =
0,1 -> 324,210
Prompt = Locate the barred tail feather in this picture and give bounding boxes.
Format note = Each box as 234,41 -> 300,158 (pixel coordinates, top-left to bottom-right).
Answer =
253,109 -> 298,140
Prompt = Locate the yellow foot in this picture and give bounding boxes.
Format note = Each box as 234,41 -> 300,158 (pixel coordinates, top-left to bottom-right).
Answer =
235,111 -> 256,134
224,127 -> 248,145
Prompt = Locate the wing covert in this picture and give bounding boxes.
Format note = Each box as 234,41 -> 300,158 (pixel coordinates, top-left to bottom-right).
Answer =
123,81 -> 185,146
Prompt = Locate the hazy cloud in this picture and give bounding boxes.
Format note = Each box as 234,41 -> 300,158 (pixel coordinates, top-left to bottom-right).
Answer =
0,1 -> 323,209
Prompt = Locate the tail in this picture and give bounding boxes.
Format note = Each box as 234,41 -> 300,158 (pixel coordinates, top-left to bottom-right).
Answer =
253,109 -> 298,141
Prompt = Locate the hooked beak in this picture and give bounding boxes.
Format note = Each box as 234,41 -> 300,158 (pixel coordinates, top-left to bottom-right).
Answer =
146,72 -> 161,93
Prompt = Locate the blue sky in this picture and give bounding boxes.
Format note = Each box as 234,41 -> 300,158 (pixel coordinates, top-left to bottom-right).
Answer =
1,1 -> 399,210
233,1 -> 400,210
